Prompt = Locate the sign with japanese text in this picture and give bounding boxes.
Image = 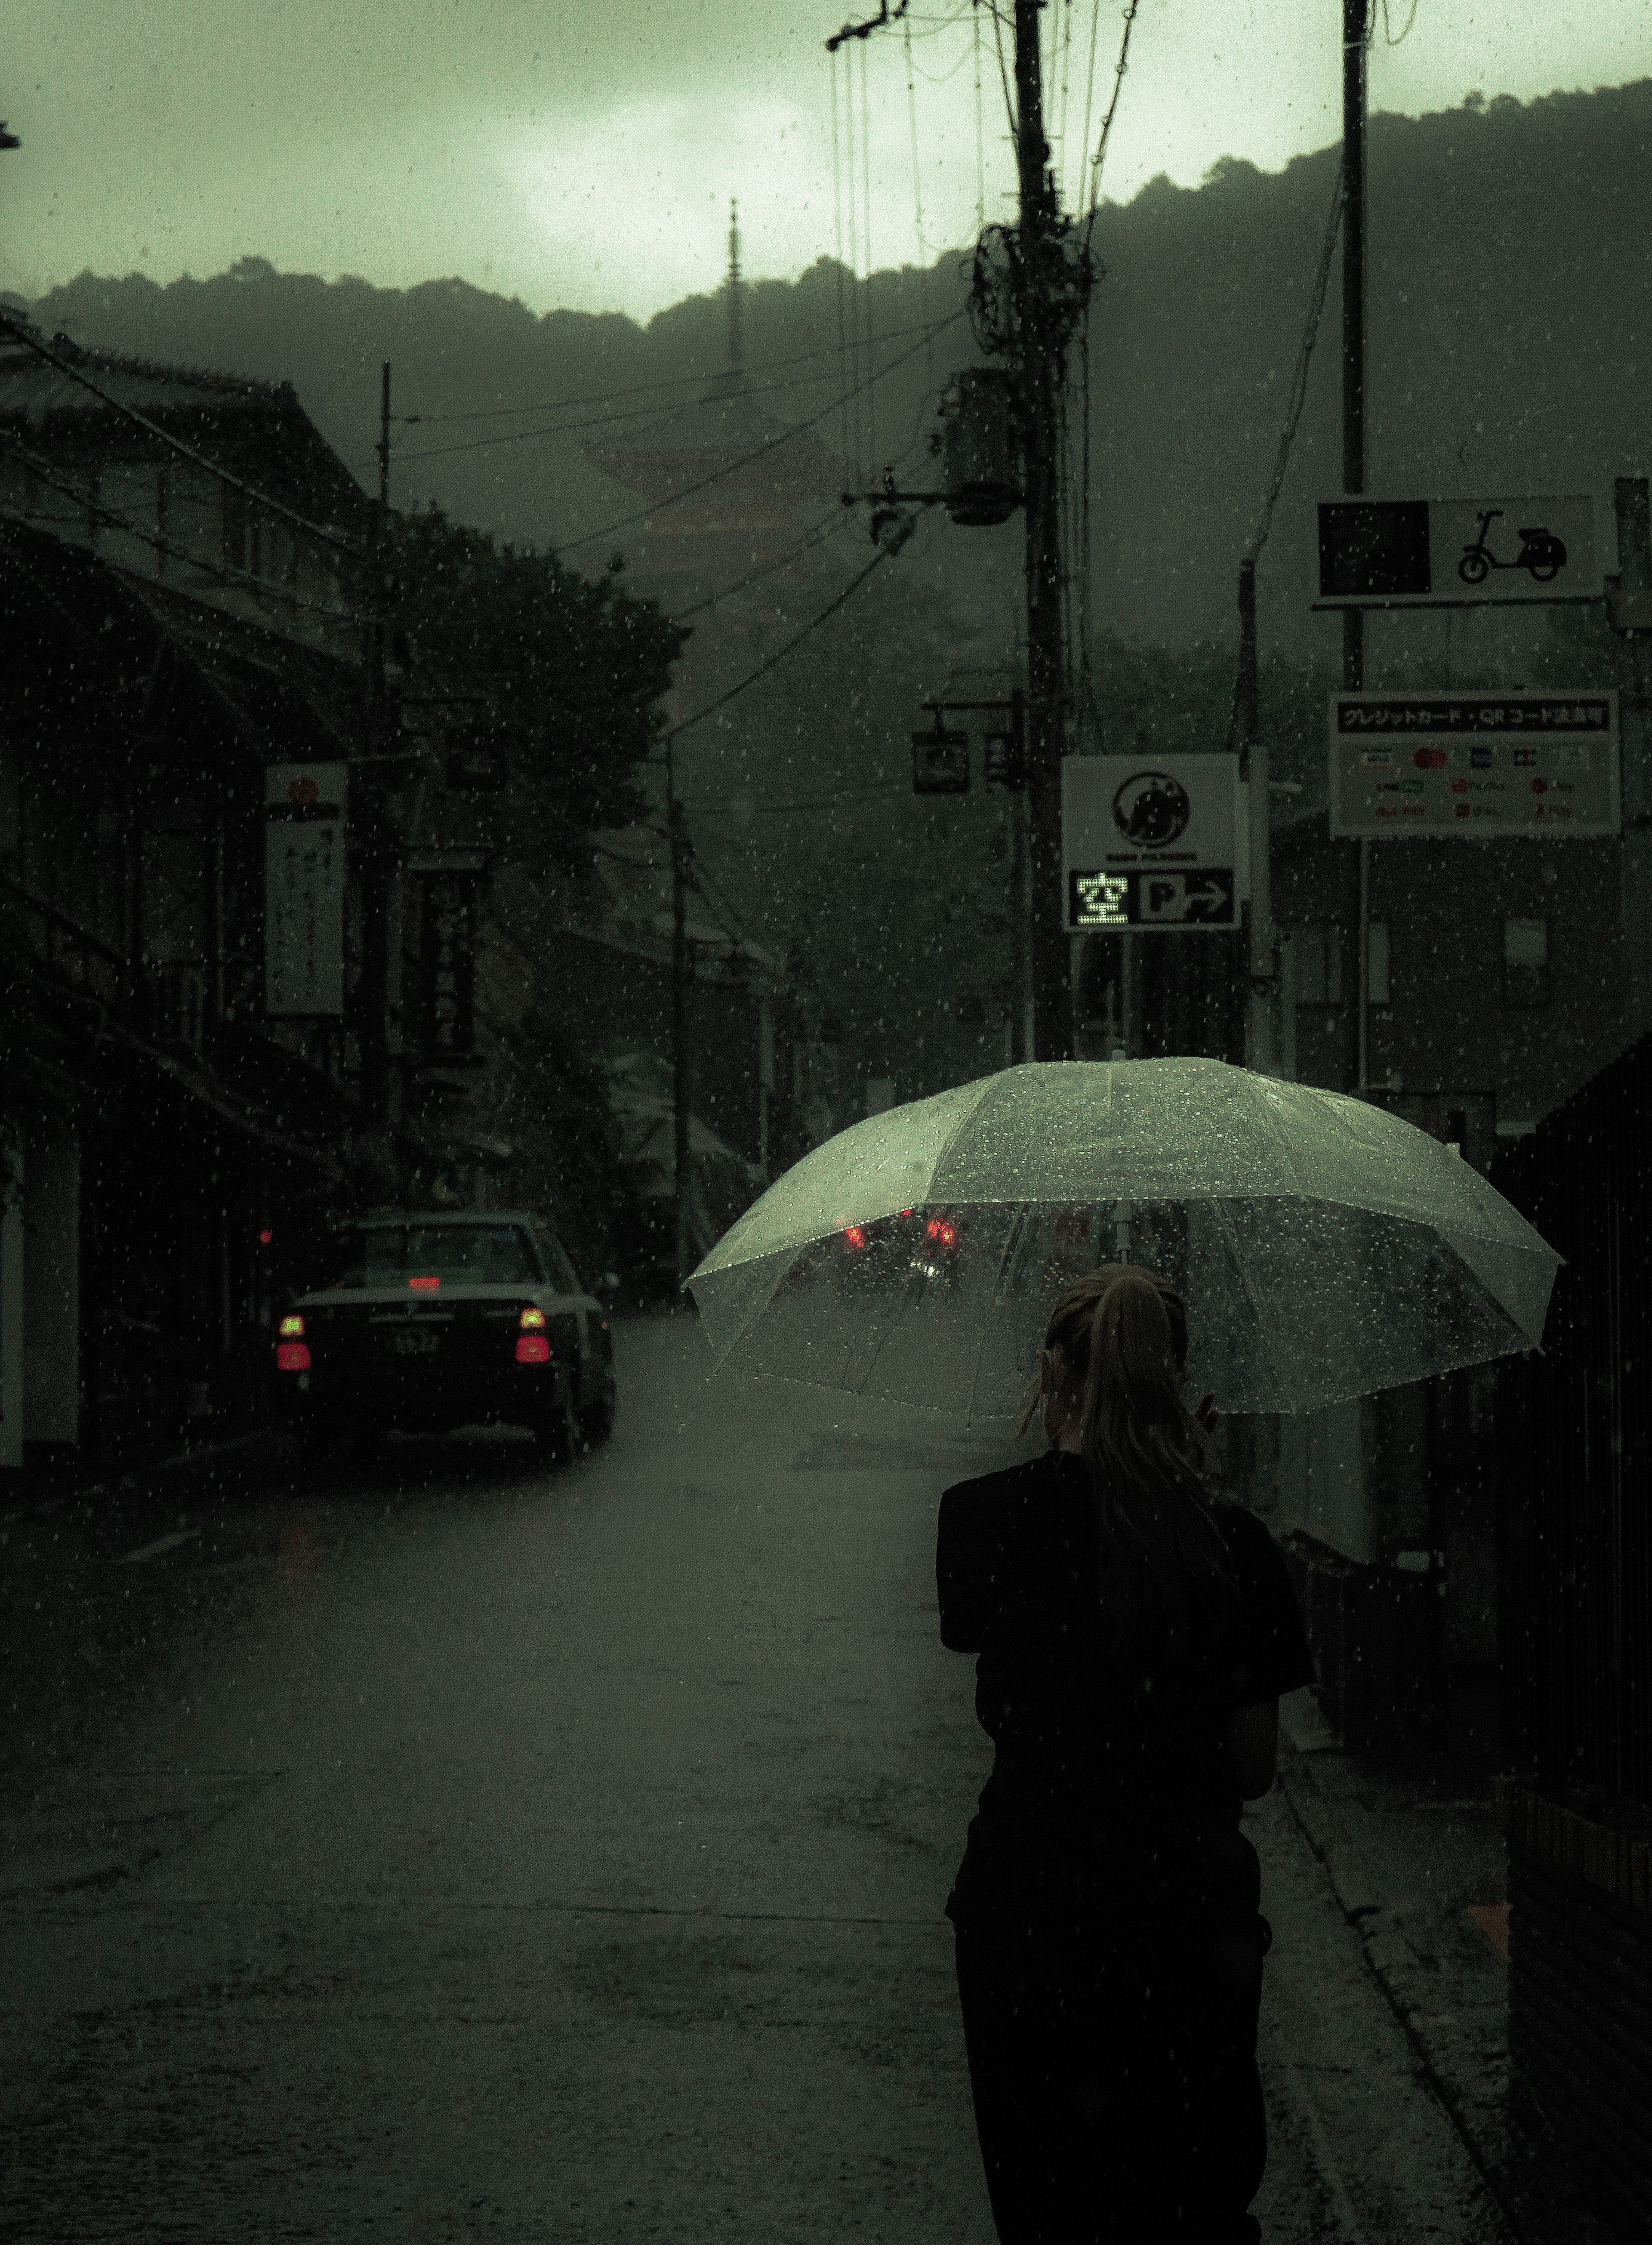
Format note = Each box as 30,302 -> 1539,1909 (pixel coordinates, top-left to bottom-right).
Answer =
1316,494 -> 1601,608
1328,693 -> 1620,839
264,762 -> 347,1014
1063,755 -> 1245,932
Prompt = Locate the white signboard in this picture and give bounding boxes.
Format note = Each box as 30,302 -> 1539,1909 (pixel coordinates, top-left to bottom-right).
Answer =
265,762 -> 348,1014
1063,755 -> 1244,932
1316,493 -> 1601,608
1328,692 -> 1619,839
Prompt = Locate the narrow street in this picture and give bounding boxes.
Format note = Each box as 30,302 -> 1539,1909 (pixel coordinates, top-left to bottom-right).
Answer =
5,1315 -> 1507,2242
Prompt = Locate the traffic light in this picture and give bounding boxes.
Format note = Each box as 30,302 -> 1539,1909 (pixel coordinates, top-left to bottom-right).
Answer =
912,725 -> 969,795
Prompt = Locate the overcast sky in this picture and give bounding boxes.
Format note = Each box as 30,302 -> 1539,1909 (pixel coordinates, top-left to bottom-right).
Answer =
3,1 -> 1648,320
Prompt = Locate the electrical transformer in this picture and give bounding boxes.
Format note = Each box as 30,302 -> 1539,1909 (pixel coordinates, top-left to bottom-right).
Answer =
941,368 -> 1019,527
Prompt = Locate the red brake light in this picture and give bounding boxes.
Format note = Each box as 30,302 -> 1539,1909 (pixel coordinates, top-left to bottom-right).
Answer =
515,1334 -> 552,1365
926,1218 -> 941,1240
844,1225 -> 865,1250
276,1341 -> 311,1372
939,1222 -> 956,1247
409,1275 -> 440,1292
258,1228 -> 273,1246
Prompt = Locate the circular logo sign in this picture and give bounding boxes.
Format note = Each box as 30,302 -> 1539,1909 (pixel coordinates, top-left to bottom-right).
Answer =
1111,769 -> 1192,848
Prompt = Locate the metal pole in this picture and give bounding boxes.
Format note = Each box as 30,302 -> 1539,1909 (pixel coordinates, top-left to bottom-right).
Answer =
377,361 -> 391,522
1237,556 -> 1276,1073
669,746 -> 693,1289
1342,0 -> 1369,1091
1613,478 -> 1652,1035
1014,0 -> 1072,1063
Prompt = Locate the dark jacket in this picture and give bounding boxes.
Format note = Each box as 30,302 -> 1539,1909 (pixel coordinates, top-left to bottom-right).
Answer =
938,1449 -> 1314,1923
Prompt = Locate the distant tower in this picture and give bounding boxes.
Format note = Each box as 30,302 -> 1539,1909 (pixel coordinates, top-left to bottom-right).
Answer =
720,200 -> 748,398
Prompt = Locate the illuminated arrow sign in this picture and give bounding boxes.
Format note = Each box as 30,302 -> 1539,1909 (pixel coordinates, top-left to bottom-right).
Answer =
1063,756 -> 1244,934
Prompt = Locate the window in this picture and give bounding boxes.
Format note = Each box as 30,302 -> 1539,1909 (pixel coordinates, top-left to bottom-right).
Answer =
540,1234 -> 582,1295
320,1223 -> 545,1289
1291,923 -> 1343,1006
1503,917 -> 1550,1007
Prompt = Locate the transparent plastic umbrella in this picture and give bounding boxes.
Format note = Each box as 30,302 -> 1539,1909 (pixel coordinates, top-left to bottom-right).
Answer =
687,1059 -> 1560,1419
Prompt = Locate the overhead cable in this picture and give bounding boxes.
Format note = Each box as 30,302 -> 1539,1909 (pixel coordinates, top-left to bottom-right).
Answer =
557,310 -> 964,560
0,315 -> 366,561
0,434 -> 370,623
392,318 -> 952,429
657,548 -> 888,748
1081,2 -> 1140,257
1242,160 -> 1345,565
669,508 -> 848,621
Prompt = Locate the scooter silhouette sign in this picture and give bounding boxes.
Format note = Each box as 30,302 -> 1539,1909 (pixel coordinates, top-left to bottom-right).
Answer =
1316,494 -> 1600,607
1063,754 -> 1244,932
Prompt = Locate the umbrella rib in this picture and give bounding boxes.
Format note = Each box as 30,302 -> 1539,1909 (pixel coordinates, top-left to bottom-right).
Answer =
963,1204 -> 1030,1429
925,1072 -> 1009,1205
1211,1198 -> 1294,1415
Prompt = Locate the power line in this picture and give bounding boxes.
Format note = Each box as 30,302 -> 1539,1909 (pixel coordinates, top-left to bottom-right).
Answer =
0,433 -> 370,623
1081,2 -> 1140,257
363,354 -> 919,472
1242,159 -> 1345,566
669,509 -> 848,621
0,315 -> 366,562
391,318 -> 951,429
556,310 -> 963,560
656,547 -> 888,749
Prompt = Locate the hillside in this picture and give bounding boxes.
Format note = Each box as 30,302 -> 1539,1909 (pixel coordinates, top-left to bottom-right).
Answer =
27,77 -> 1652,672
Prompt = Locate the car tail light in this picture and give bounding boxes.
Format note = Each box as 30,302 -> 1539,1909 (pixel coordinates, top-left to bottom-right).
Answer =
926,1218 -> 941,1240
279,1313 -> 305,1338
843,1225 -> 865,1250
515,1334 -> 552,1365
409,1274 -> 440,1292
518,1306 -> 547,1330
276,1341 -> 311,1372
938,1222 -> 956,1247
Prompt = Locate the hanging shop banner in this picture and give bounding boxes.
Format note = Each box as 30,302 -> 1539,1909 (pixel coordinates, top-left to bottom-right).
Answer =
264,762 -> 348,1015
1316,493 -> 1601,608
1063,755 -> 1245,933
1328,691 -> 1620,839
419,870 -> 478,1058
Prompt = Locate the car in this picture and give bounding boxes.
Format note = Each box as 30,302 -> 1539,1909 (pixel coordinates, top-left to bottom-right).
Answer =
273,1210 -> 617,1461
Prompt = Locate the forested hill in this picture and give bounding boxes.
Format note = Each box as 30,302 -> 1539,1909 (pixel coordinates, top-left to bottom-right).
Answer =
24,77 -> 1652,659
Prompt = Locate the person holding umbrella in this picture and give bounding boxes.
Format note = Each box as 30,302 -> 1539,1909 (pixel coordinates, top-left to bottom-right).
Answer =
689,1057 -> 1560,2233
936,1261 -> 1314,2244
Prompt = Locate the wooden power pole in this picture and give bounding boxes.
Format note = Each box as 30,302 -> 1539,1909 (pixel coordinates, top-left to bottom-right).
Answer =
1013,0 -> 1073,1063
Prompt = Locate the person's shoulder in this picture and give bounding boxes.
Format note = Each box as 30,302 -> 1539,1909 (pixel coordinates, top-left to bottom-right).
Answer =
940,1452 -> 1059,1513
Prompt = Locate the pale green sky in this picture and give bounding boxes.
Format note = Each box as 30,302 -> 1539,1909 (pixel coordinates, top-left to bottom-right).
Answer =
3,1 -> 1648,319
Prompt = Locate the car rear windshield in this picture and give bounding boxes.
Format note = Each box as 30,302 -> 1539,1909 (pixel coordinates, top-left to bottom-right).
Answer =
324,1224 -> 545,1289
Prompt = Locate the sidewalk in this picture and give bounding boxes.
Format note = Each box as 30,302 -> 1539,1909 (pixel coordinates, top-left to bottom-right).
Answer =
1276,1690 -> 1624,2245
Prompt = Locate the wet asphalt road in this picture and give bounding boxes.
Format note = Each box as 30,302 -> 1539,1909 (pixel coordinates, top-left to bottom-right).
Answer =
2,1313 -> 1508,2242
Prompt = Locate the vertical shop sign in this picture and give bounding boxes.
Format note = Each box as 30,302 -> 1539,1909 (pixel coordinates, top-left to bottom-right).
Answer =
264,764 -> 348,1015
420,872 -> 477,1057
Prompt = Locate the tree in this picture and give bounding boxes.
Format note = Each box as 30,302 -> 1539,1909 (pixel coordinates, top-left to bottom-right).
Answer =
393,504 -> 687,876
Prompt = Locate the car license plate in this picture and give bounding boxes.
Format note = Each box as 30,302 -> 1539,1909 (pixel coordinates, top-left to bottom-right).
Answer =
388,1327 -> 441,1355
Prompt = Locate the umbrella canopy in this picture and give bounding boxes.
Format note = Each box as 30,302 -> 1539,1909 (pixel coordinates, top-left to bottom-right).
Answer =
688,1059 -> 1560,1418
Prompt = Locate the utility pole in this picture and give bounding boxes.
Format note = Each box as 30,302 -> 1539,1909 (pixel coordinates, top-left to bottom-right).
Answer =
1013,0 -> 1072,1063
668,746 -> 693,1288
1342,0 -> 1371,1091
